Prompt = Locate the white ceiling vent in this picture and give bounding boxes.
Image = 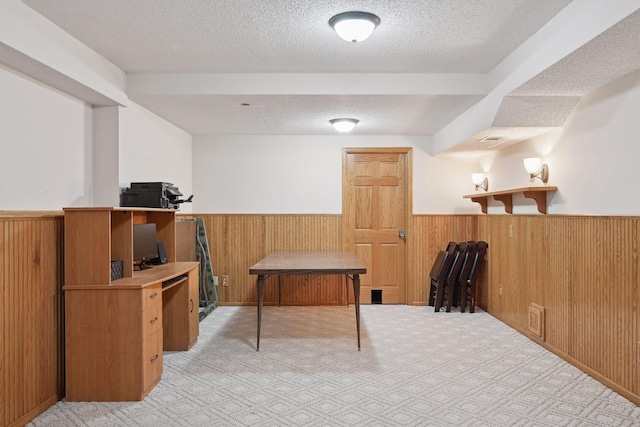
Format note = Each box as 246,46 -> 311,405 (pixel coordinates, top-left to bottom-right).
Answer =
477,136 -> 504,148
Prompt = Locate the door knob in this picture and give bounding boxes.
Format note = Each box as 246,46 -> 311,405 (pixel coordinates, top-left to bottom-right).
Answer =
399,229 -> 406,239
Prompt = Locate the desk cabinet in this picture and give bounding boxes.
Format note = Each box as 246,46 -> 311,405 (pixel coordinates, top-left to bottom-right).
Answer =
63,207 -> 199,402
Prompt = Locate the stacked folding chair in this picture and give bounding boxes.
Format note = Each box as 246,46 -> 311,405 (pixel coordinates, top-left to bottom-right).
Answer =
428,240 -> 488,312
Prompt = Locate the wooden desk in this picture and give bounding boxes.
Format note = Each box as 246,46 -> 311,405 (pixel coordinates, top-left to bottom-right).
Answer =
249,251 -> 366,351
64,262 -> 199,401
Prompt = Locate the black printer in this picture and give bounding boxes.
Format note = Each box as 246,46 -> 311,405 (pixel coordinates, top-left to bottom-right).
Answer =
121,182 -> 192,209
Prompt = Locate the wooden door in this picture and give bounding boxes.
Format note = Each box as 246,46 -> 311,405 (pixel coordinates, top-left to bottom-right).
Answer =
343,148 -> 410,304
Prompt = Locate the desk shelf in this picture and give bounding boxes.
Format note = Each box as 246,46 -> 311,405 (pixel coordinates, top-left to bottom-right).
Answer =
463,186 -> 557,214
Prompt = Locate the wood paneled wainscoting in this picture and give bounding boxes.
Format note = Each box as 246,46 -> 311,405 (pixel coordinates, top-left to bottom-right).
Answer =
196,214 -> 345,306
476,214 -> 639,405
202,213 -> 639,405
0,212 -> 65,427
200,214 -> 480,307
2,211 -> 638,424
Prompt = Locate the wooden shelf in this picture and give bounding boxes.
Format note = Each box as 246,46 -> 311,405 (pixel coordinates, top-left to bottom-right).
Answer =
463,186 -> 557,214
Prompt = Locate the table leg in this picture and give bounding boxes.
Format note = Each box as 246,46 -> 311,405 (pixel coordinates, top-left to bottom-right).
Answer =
257,274 -> 265,351
353,274 -> 361,351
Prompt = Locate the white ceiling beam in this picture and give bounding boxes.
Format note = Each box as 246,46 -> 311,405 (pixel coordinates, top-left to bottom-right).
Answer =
126,73 -> 487,96
0,0 -> 128,106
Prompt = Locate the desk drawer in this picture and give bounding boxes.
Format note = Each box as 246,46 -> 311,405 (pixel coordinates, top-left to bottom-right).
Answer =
142,328 -> 163,392
142,283 -> 161,311
142,302 -> 162,338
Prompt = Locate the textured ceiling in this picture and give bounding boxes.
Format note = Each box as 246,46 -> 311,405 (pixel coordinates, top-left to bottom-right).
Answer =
20,0 -> 573,73
19,0 -> 637,154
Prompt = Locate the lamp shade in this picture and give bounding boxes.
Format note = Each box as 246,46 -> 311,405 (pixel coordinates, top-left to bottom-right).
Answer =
523,157 -> 542,174
330,118 -> 359,133
329,12 -> 380,42
471,173 -> 485,186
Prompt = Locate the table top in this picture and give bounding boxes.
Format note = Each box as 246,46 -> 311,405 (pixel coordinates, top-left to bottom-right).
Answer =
249,251 -> 366,275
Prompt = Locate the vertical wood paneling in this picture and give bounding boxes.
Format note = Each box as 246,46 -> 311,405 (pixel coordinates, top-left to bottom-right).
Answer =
2,211 -> 640,416
477,215 -> 639,401
0,221 -> 4,427
201,215 -> 342,306
408,215 -> 477,305
1,215 -> 64,426
265,215 -> 342,305
544,217 -> 570,354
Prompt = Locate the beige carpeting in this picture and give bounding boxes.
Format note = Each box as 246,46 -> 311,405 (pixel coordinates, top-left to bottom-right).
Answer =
29,305 -> 640,426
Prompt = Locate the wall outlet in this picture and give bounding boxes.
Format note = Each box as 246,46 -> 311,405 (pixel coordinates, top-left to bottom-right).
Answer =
222,275 -> 229,287
509,224 -> 514,238
213,276 -> 219,287
499,286 -> 503,297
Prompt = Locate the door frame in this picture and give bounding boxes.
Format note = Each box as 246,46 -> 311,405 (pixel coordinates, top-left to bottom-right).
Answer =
342,147 -> 413,304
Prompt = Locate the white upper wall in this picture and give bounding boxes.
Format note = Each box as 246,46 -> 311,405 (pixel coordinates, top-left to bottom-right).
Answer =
476,69 -> 640,215
0,64 -> 93,210
2,0 -> 640,215
0,63 -> 193,211
119,102 -> 193,213
192,135 -> 478,214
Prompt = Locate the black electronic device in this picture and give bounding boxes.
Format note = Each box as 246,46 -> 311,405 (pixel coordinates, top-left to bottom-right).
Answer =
121,182 -> 193,209
154,241 -> 168,265
133,223 -> 158,269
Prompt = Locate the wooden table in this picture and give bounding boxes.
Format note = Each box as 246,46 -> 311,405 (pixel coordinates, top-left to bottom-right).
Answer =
249,251 -> 367,351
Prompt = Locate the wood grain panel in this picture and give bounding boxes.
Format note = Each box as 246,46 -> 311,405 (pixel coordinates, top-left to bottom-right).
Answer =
1,215 -> 64,426
65,288 -> 145,401
355,243 -> 374,292
64,210 -> 111,285
0,221 -> 4,427
201,215 -> 343,306
345,150 -> 407,304
355,186 -> 373,229
408,215 -> 477,305
478,214 -> 639,404
2,211 -> 640,414
380,185 -> 398,228
265,215 -> 343,305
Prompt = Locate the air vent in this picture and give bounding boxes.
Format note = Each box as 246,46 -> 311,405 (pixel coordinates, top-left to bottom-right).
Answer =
477,136 -> 505,148
477,136 -> 502,143
528,303 -> 545,341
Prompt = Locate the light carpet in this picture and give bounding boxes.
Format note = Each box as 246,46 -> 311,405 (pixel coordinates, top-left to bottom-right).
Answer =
29,305 -> 640,426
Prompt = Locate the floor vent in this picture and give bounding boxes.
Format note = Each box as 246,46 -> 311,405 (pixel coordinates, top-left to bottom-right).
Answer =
371,289 -> 382,304
528,303 -> 545,341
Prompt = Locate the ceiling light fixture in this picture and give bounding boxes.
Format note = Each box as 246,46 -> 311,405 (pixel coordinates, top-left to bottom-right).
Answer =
330,118 -> 359,133
329,11 -> 380,42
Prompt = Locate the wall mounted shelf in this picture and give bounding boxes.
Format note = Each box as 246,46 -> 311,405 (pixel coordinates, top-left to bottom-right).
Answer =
463,186 -> 557,214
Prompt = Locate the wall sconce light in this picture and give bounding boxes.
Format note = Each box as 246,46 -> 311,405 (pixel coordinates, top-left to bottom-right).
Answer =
330,118 -> 359,133
471,173 -> 488,191
523,157 -> 549,183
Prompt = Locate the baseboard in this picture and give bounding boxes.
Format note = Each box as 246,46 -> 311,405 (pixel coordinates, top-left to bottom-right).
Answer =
8,392 -> 62,427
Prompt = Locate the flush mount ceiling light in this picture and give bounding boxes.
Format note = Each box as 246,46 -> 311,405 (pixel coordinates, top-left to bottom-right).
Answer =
329,11 -> 380,42
330,118 -> 359,133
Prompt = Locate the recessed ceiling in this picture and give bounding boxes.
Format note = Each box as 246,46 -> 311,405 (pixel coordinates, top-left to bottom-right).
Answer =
17,0 -> 638,153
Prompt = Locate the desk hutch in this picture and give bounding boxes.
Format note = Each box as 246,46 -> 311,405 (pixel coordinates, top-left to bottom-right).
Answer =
63,207 -> 199,401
